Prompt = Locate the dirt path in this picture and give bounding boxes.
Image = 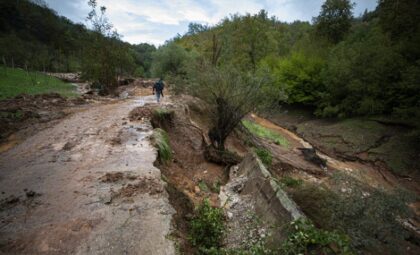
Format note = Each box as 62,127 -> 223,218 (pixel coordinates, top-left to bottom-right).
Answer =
0,96 -> 176,254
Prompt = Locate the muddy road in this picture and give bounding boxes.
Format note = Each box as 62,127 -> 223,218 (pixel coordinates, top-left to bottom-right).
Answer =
0,95 -> 176,254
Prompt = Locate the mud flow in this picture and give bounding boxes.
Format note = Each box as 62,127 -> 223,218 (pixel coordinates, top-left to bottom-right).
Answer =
0,90 -> 177,254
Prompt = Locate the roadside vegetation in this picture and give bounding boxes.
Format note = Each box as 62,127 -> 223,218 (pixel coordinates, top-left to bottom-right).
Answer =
0,67 -> 76,99
152,128 -> 172,164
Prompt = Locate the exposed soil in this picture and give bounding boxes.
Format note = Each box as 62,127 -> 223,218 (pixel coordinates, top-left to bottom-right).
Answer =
148,96 -> 235,253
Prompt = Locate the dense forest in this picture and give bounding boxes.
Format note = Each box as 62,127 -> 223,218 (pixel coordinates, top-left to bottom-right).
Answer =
152,0 -> 420,122
0,0 -> 156,86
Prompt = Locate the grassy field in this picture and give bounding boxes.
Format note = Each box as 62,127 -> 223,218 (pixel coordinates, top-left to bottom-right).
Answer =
0,67 -> 76,99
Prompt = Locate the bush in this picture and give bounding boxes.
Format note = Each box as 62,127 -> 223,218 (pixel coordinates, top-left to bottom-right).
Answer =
190,199 -> 225,253
281,219 -> 352,255
254,147 -> 272,166
151,128 -> 172,164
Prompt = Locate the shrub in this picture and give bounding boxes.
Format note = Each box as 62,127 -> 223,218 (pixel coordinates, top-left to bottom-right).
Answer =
254,147 -> 273,166
151,128 -> 172,164
190,199 -> 225,253
281,219 -> 352,255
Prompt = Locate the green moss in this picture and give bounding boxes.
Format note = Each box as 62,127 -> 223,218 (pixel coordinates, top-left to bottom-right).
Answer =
0,67 -> 77,99
152,128 -> 172,164
242,119 -> 288,147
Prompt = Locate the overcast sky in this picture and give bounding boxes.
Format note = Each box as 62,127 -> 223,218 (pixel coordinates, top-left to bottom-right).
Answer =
43,0 -> 378,46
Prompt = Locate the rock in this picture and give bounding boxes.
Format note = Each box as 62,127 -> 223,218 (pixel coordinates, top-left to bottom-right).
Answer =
298,148 -> 327,167
227,212 -> 233,219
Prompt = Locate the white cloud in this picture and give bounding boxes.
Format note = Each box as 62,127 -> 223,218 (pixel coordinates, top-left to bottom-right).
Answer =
45,0 -> 378,45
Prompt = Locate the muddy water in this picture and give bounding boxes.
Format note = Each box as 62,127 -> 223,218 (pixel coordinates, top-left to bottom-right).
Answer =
0,95 -> 176,254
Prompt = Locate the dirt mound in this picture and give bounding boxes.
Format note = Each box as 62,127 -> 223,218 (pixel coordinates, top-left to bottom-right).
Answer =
100,172 -> 124,183
113,177 -> 164,198
129,107 -> 152,121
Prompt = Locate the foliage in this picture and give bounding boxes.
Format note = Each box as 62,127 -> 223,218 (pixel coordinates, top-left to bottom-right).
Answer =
318,21 -> 404,117
314,0 -> 354,43
260,52 -> 326,105
151,128 -> 172,164
190,199 -> 225,254
131,43 -> 156,77
185,63 -> 276,150
151,43 -> 195,79
0,67 -> 76,99
242,120 -> 288,147
280,219 -> 352,255
254,148 -> 272,166
82,0 -> 135,94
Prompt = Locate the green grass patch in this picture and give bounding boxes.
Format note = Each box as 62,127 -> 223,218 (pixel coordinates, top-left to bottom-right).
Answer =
242,119 -> 288,147
0,67 -> 77,99
152,128 -> 172,164
198,181 -> 210,193
281,176 -> 303,188
254,147 -> 273,166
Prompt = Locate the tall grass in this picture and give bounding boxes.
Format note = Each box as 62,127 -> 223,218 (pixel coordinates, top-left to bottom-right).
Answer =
152,128 -> 172,164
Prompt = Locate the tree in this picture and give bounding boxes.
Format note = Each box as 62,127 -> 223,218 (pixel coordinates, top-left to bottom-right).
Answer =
150,43 -> 193,78
314,0 -> 354,43
319,22 -> 403,117
82,0 -> 132,94
260,52 -> 326,106
188,62 -> 274,150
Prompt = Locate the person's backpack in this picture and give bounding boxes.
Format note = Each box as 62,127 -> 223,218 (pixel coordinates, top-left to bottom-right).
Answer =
155,80 -> 164,91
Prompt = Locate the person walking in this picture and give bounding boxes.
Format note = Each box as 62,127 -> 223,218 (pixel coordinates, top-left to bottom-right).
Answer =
152,78 -> 165,103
